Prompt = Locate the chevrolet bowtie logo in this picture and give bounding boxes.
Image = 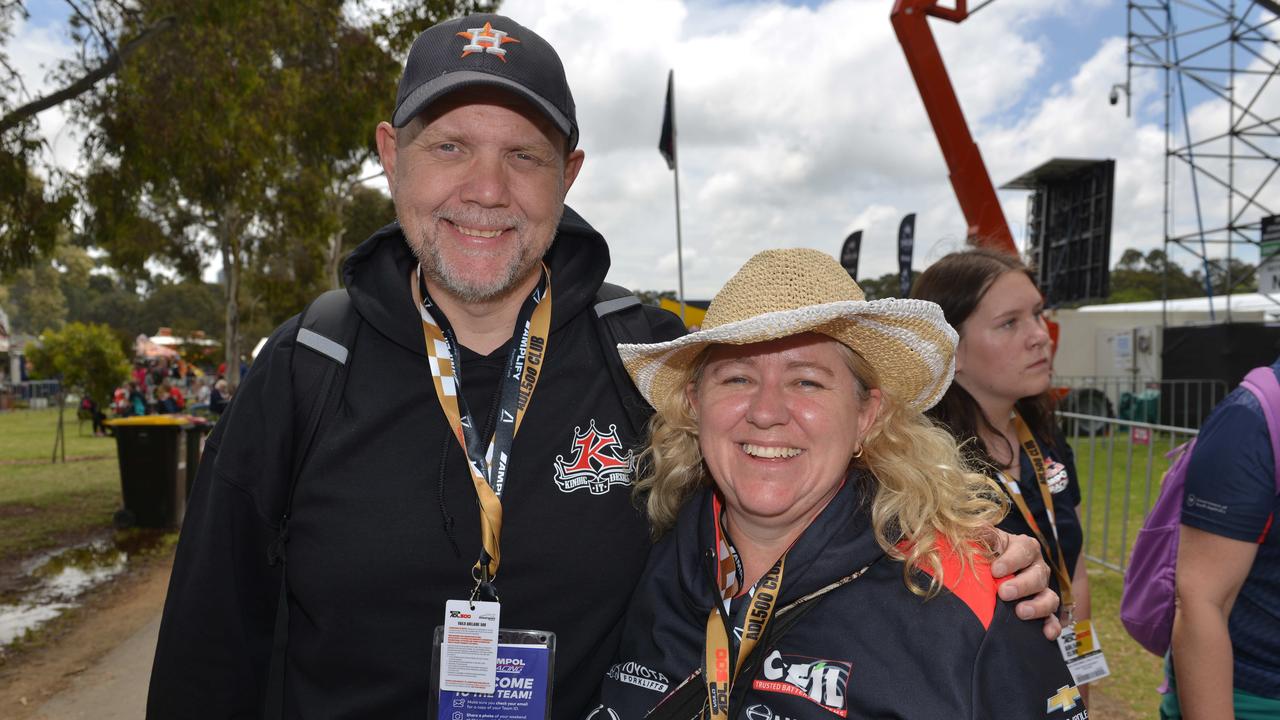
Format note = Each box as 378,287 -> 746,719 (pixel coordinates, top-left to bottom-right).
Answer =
1047,685 -> 1082,713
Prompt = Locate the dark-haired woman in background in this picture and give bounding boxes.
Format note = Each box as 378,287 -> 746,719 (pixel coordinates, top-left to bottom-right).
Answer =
913,248 -> 1095,698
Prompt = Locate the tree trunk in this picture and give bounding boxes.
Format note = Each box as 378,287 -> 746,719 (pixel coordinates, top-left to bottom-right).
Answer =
52,389 -> 66,463
326,232 -> 343,291
220,210 -> 242,389
325,191 -> 349,290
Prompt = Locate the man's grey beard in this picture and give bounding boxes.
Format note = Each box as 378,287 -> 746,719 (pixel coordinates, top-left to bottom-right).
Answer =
405,220 -> 559,304
399,202 -> 560,302
410,233 -> 523,303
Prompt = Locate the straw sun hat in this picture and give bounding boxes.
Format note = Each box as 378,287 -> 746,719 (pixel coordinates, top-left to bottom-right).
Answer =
619,248 -> 958,411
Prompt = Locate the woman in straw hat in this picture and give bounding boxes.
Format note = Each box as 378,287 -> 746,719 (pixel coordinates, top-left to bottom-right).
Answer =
592,249 -> 1079,719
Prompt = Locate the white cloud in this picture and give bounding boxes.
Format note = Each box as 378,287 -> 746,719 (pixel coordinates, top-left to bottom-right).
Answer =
7,11 -> 82,173
16,0 -> 1269,299
500,0 -> 1140,296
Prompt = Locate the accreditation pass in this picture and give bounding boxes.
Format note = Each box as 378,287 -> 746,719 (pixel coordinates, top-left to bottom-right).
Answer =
440,600 -> 501,693
1057,619 -> 1111,686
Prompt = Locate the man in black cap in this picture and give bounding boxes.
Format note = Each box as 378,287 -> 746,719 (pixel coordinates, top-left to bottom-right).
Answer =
148,15 -> 686,718
147,13 -> 1055,719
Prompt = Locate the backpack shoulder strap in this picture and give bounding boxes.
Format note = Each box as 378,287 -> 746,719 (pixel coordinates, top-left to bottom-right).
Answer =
265,288 -> 360,719
289,289 -> 359,498
594,281 -> 643,316
593,283 -> 656,440
1240,365 -> 1280,492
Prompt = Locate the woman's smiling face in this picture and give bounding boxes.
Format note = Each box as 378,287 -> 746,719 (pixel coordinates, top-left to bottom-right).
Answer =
689,333 -> 880,535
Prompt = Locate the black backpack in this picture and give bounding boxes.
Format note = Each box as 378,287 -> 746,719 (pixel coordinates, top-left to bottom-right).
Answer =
263,283 -> 666,717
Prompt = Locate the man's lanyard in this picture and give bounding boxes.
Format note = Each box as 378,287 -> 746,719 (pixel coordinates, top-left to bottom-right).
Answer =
411,264 -> 553,599
703,494 -> 784,720
998,413 -> 1075,614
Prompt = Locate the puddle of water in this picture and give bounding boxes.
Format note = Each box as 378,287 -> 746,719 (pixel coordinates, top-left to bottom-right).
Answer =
0,531 -> 165,652
0,604 -> 74,646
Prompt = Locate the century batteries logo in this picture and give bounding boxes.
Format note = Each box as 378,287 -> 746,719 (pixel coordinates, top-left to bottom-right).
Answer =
753,650 -> 851,716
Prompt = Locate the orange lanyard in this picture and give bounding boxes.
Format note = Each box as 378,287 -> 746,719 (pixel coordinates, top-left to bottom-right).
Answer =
703,495 -> 784,719
411,265 -> 553,596
998,413 -> 1074,611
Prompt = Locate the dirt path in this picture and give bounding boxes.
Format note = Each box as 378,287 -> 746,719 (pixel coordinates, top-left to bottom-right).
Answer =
0,550 -> 171,719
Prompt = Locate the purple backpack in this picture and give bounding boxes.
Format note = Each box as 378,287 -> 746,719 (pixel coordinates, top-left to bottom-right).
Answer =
1120,366 -> 1280,657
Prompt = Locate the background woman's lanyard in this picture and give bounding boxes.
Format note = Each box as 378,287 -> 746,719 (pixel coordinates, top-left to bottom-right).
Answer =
412,264 -> 552,600
999,413 -> 1075,617
703,495 -> 784,720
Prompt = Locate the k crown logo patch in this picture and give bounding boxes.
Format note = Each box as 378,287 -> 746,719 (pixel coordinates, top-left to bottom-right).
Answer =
553,420 -> 633,495
753,650 -> 851,716
457,22 -> 520,61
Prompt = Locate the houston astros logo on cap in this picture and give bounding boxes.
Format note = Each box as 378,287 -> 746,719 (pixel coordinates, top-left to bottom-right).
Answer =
457,21 -> 520,61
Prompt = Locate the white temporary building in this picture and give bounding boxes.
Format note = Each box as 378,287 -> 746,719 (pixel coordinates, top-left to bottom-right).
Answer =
1050,293 -> 1278,384
1076,293 -> 1280,322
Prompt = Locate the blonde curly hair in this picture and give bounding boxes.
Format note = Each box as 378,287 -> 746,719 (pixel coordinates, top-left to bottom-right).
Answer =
635,340 -> 1008,597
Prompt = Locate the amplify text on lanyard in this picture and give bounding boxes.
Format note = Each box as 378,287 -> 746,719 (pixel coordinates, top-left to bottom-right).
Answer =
412,264 -> 553,600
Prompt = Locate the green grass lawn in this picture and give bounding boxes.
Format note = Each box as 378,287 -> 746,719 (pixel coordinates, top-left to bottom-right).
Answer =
0,405 -> 119,462
0,409 -> 122,564
1067,426 -> 1195,718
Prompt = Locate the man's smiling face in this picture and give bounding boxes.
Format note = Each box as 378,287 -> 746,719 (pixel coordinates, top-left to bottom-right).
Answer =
378,87 -> 584,303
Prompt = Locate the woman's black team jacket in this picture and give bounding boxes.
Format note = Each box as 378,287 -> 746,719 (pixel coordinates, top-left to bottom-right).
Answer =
595,473 -> 1087,720
147,208 -> 685,719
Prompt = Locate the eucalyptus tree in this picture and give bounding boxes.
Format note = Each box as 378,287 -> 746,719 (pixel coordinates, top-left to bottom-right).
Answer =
1,0 -> 170,273
80,0 -> 491,386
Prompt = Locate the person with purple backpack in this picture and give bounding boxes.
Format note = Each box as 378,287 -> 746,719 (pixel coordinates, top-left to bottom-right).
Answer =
1162,353 -> 1280,718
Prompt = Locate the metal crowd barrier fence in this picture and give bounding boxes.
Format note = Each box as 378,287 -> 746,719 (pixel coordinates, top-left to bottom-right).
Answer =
1,380 -> 64,409
1055,376 -> 1228,431
1058,410 -> 1199,574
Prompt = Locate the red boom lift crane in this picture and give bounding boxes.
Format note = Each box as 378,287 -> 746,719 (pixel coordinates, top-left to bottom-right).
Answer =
891,0 -> 1064,351
890,0 -> 1016,254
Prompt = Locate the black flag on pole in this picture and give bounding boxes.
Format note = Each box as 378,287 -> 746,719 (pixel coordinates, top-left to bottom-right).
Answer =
659,70 -> 677,170
840,231 -> 862,280
897,213 -> 916,297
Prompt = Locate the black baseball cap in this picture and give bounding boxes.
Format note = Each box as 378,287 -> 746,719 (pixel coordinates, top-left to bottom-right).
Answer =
393,14 -> 578,150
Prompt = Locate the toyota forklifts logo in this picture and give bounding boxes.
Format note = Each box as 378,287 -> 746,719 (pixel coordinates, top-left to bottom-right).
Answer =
553,420 -> 633,494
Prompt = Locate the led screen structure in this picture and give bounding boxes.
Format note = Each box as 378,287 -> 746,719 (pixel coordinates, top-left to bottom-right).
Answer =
1003,159 -> 1115,305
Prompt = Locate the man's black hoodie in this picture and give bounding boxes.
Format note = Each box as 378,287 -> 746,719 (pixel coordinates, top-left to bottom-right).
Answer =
148,208 -> 685,718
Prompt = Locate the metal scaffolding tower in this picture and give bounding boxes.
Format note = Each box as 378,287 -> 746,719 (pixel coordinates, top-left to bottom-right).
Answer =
1124,0 -> 1280,322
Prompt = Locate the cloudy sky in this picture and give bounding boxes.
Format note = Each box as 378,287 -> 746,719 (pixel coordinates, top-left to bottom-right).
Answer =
12,0 -> 1279,297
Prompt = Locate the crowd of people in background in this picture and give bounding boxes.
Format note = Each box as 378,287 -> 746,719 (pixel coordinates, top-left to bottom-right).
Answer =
103,357 -> 236,422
